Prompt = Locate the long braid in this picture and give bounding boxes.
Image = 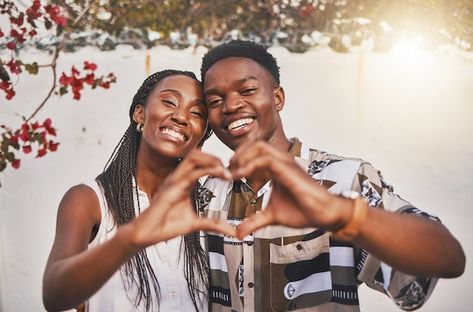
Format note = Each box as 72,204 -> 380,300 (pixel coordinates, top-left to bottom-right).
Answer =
96,70 -> 211,311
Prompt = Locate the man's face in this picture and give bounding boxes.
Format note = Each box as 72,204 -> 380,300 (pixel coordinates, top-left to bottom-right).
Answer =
203,57 -> 284,151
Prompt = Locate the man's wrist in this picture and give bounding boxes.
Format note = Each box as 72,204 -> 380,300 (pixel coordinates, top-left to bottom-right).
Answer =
330,196 -> 368,241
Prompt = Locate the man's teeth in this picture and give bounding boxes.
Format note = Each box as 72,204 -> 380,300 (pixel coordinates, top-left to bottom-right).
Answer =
162,128 -> 185,141
228,118 -> 254,131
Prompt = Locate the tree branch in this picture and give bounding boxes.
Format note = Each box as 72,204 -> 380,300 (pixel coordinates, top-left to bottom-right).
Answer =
24,0 -> 96,123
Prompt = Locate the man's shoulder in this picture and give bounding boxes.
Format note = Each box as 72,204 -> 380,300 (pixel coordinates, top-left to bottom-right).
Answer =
307,146 -> 367,164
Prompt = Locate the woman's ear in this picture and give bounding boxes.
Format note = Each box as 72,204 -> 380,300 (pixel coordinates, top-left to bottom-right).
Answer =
132,105 -> 145,124
274,86 -> 285,111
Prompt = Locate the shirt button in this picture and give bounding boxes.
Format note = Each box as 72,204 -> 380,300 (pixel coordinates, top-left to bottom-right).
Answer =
250,199 -> 257,205
288,302 -> 297,310
296,244 -> 303,251
248,282 -> 254,288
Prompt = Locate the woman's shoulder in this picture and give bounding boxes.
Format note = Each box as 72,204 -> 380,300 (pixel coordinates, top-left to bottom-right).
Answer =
58,183 -> 102,226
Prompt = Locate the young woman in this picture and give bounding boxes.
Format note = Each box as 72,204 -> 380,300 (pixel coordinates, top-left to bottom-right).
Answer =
42,70 -> 234,311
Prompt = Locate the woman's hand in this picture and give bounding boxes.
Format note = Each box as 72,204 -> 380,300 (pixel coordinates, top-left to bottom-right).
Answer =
126,149 -> 236,250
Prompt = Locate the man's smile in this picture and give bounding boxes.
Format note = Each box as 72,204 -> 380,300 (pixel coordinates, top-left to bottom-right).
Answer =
227,117 -> 255,136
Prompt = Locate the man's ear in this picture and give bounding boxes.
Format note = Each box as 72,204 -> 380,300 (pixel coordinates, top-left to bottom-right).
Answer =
132,105 -> 145,124
274,86 -> 285,111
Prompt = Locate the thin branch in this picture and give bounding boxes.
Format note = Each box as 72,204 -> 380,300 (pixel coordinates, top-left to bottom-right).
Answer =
23,0 -> 96,123
24,49 -> 59,123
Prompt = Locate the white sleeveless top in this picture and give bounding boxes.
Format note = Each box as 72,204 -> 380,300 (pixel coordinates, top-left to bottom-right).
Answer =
84,180 -> 207,311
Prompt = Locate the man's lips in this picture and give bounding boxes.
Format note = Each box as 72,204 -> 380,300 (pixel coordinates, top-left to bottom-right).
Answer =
227,118 -> 255,131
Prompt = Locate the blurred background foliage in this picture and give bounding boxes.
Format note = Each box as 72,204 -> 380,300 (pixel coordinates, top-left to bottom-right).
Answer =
35,0 -> 473,53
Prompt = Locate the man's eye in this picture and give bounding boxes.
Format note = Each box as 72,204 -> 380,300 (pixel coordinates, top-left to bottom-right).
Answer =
208,98 -> 223,107
241,88 -> 256,95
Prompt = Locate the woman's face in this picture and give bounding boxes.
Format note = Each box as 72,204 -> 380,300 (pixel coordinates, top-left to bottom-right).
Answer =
136,75 -> 207,159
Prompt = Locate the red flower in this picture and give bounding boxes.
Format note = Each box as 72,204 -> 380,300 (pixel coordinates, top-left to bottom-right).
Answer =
20,130 -> 29,142
6,89 -> 15,100
0,28 -> 4,38
26,7 -> 41,23
45,5 -> 67,27
10,134 -> 19,144
23,145 -> 32,154
12,159 -> 21,169
10,29 -> 25,43
40,131 -> 47,142
84,73 -> 95,85
59,73 -> 73,86
73,92 -> 81,100
36,148 -> 47,158
6,41 -> 16,50
71,66 -> 80,77
84,61 -> 97,71
21,123 -> 30,132
100,81 -> 110,89
71,77 -> 84,93
48,141 -> 59,151
0,81 -> 10,90
32,122 -> 40,130
10,13 -> 24,26
55,16 -> 67,27
31,0 -> 41,11
45,125 -> 56,136
42,118 -> 52,128
28,29 -> 37,37
6,59 -> 21,74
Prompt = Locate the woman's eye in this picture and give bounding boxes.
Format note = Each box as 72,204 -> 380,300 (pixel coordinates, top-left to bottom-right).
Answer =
191,111 -> 204,118
162,99 -> 177,106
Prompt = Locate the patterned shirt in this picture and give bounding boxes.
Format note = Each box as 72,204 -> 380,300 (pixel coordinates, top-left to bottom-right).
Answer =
198,138 -> 439,312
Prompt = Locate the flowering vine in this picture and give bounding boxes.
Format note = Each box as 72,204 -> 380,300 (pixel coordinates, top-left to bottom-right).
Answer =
0,0 -> 116,176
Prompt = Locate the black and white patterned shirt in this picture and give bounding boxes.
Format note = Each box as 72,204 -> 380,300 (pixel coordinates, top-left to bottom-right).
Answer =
198,138 -> 439,312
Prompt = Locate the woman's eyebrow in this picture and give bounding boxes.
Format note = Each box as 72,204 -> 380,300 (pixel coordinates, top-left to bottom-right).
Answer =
159,89 -> 182,97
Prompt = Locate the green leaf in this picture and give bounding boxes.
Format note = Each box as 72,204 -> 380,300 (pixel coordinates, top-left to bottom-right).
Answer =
0,160 -> 7,172
24,62 -> 39,75
59,86 -> 68,95
6,152 -> 14,162
11,142 -> 19,150
0,64 -> 10,81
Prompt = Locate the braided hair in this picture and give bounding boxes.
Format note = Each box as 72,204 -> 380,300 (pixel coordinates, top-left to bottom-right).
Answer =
96,70 -> 212,311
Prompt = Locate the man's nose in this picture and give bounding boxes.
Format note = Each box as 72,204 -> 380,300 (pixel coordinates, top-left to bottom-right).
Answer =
223,94 -> 244,114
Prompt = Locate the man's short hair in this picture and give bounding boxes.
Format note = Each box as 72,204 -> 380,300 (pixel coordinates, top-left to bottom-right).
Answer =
201,40 -> 280,85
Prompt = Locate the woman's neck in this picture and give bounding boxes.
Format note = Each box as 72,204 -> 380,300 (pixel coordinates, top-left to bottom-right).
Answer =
134,144 -> 180,199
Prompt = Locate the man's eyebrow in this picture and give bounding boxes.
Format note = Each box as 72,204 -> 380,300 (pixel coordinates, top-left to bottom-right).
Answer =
204,76 -> 258,96
236,76 -> 258,85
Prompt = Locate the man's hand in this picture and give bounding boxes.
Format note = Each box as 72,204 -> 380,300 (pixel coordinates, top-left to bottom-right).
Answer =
229,141 -> 351,240
126,150 -> 236,250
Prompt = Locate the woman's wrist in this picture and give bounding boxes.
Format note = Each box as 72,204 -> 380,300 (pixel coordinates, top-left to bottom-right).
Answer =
115,223 -> 143,256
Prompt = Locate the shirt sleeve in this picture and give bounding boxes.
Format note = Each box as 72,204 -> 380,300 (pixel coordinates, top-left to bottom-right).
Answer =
353,161 -> 439,311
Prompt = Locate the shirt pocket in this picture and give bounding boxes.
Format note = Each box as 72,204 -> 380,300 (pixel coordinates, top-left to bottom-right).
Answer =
268,233 -> 332,311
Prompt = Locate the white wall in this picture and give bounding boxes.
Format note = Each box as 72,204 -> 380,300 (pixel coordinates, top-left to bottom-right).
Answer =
0,45 -> 471,311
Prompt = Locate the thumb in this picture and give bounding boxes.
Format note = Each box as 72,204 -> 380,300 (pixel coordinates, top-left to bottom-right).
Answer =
194,218 -> 237,238
236,210 -> 273,240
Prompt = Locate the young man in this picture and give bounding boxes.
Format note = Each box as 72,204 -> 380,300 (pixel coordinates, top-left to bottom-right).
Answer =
198,40 -> 465,311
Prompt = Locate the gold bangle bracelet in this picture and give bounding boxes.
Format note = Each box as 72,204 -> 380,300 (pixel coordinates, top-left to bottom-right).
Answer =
331,197 -> 368,241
